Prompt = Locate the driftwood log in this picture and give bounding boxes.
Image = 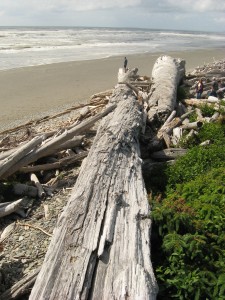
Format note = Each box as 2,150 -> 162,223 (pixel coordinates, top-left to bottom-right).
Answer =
1,105 -> 116,179
30,84 -> 158,299
148,55 -> 185,126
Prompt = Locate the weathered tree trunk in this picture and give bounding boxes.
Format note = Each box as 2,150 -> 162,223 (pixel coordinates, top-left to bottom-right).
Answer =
30,84 -> 158,299
148,55 -> 185,126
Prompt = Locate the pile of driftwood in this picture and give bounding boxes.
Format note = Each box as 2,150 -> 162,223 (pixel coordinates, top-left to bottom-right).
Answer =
1,55 -> 225,299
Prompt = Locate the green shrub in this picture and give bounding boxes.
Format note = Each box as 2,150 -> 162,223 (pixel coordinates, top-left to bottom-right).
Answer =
151,167 -> 225,299
198,122 -> 225,145
199,104 -> 216,117
166,144 -> 225,187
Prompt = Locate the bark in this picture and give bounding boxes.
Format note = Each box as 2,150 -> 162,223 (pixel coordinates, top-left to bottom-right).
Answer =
2,105 -> 116,179
30,84 -> 158,300
148,55 -> 185,125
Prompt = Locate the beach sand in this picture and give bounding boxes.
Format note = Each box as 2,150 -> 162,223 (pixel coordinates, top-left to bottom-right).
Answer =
0,48 -> 224,131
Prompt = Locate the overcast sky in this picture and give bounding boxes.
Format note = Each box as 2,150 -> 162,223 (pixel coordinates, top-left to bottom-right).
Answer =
0,0 -> 225,32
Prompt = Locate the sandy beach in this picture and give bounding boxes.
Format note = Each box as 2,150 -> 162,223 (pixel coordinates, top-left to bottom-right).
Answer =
0,48 -> 224,131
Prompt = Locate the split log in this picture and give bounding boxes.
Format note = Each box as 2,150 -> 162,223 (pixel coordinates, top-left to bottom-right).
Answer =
1,267 -> 40,300
150,148 -> 187,161
0,198 -> 24,218
2,105 -> 116,179
30,84 -> 158,299
148,55 -> 185,126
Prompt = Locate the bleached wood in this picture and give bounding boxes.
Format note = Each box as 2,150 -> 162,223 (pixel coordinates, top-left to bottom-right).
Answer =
181,121 -> 203,130
0,198 -> 24,218
148,55 -> 185,125
30,173 -> 45,198
30,84 -> 158,300
20,151 -> 88,173
2,105 -> 116,179
0,136 -> 43,179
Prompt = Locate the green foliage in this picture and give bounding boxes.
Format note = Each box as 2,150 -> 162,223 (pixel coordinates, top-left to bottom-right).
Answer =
166,144 -> 225,187
199,103 -> 216,117
198,122 -> 225,145
151,167 -> 225,299
188,111 -> 198,123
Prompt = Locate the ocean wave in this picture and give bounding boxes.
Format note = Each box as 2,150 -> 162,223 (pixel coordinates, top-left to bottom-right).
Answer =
0,26 -> 224,70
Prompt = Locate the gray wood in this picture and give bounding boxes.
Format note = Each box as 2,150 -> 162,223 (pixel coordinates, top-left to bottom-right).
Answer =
30,84 -> 158,300
148,55 -> 185,125
2,105 -> 116,179
0,136 -> 43,179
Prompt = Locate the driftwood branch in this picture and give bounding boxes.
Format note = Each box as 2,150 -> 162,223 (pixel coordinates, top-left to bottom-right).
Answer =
0,199 -> 24,218
0,136 -> 43,179
20,151 -> 88,173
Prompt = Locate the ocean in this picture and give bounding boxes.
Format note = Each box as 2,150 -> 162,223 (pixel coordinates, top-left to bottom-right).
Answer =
0,26 -> 224,71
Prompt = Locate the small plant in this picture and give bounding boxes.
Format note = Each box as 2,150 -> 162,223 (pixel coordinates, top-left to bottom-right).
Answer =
198,122 -> 225,145
199,103 -> 216,117
188,111 -> 198,123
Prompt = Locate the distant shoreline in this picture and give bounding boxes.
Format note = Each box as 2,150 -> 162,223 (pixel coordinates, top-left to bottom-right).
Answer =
0,48 -> 224,131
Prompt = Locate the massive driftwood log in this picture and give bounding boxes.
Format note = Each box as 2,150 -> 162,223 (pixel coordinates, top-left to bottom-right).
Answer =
148,55 -> 185,126
30,84 -> 158,299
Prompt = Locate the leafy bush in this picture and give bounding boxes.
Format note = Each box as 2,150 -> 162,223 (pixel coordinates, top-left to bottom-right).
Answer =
199,104 -> 216,117
166,144 -> 225,186
198,122 -> 225,145
151,167 -> 225,299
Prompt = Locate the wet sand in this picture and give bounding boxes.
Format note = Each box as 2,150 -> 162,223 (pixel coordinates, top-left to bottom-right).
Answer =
0,48 -> 224,131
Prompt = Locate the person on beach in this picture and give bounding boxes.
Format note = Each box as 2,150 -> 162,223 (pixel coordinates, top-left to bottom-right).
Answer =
124,57 -> 128,72
196,78 -> 204,99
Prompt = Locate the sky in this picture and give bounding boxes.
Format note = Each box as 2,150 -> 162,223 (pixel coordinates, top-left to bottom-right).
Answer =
0,0 -> 225,32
